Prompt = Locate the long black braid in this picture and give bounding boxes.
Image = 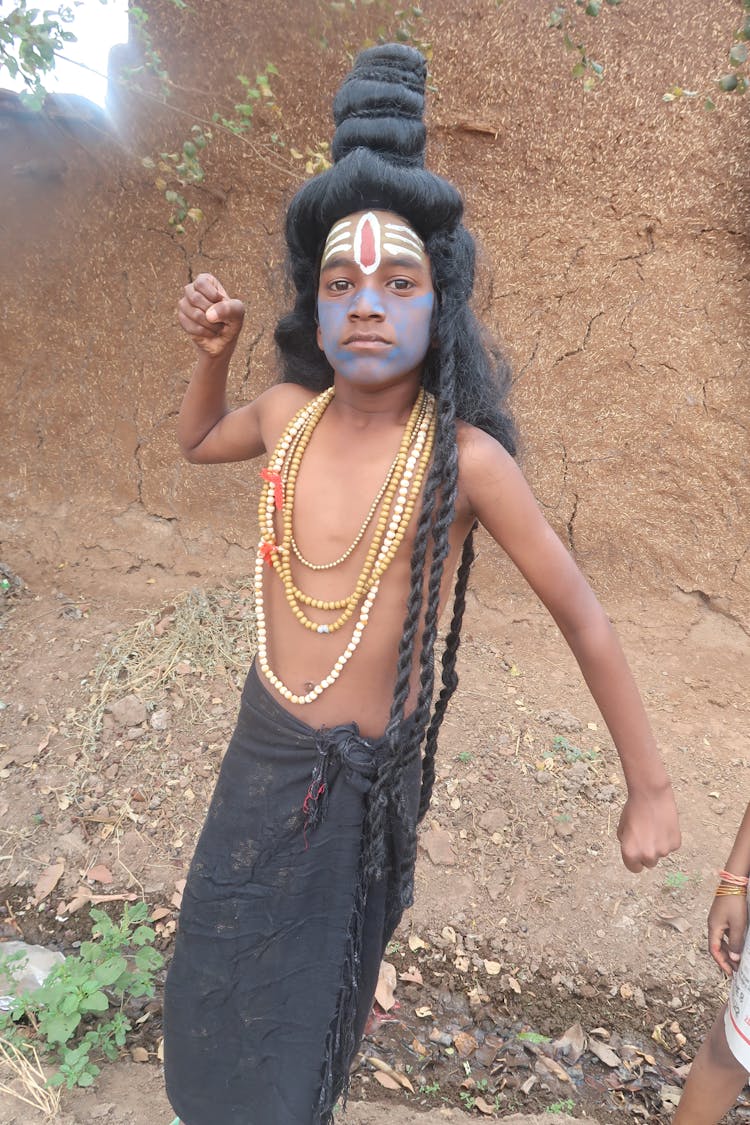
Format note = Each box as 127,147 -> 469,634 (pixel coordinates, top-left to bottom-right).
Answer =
273,45 -> 517,911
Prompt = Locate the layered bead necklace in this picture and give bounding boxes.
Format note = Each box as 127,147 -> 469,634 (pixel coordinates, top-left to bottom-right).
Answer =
255,386 -> 436,705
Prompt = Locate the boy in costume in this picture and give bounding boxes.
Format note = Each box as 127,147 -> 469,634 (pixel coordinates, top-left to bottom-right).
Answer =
164,44 -> 680,1125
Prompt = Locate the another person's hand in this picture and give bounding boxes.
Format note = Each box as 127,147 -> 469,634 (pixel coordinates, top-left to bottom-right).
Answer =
708,893 -> 748,976
616,780 -> 681,872
178,273 -> 245,358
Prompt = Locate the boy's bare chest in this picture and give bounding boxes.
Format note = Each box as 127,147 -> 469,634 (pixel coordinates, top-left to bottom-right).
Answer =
289,430 -> 415,559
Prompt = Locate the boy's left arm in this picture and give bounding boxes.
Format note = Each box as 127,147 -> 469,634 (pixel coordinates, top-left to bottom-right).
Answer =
460,428 -> 681,872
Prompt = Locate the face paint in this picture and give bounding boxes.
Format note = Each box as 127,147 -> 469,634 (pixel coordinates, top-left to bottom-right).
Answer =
321,211 -> 426,276
317,210 -> 434,387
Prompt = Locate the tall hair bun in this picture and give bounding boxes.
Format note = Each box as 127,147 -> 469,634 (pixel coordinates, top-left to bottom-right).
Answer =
331,44 -> 427,168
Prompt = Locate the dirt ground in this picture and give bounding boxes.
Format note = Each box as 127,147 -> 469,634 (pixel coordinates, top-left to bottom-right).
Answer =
1,556 -> 749,1122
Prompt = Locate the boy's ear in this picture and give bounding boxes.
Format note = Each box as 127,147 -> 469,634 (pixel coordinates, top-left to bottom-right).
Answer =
316,324 -> 323,351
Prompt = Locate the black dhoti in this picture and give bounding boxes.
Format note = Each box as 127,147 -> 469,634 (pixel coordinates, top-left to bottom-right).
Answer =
163,663 -> 419,1125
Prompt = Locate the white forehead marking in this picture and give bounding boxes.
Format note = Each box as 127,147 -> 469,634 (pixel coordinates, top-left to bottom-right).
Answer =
383,243 -> 423,262
322,214 -> 425,272
385,222 -> 425,250
328,220 -> 351,238
327,229 -> 351,248
321,243 -> 353,264
321,226 -> 353,263
353,211 -> 381,275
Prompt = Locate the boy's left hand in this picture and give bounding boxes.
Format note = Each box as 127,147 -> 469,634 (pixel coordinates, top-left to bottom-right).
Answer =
617,782 -> 681,872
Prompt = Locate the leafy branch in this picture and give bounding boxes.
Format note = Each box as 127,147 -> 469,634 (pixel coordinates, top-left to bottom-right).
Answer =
0,1 -> 77,109
548,0 -> 622,91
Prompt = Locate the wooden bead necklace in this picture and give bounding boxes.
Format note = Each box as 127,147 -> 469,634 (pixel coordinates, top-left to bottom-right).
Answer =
254,386 -> 436,705
288,392 -> 430,573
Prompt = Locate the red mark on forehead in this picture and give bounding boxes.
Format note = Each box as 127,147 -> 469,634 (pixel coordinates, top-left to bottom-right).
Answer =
359,215 -> 377,269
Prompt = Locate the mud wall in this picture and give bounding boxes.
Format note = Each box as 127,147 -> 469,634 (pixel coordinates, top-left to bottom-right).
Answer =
1,0 -> 748,622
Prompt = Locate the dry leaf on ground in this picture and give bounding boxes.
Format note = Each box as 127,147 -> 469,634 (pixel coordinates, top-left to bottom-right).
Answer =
85,864 -> 113,884
366,1057 -> 414,1093
33,860 -> 65,904
588,1036 -> 622,1068
399,966 -> 423,984
374,960 -> 397,1012
535,1055 -> 572,1083
373,1071 -> 400,1091
553,1021 -> 586,1064
475,1097 -> 496,1115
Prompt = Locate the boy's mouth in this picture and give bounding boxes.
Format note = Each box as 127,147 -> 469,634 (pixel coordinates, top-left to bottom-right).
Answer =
343,332 -> 391,347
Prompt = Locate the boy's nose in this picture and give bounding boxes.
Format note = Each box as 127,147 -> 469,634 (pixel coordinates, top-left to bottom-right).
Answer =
348,286 -> 385,318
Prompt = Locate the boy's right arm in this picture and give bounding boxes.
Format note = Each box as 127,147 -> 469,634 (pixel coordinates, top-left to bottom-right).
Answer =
176,272 -> 265,464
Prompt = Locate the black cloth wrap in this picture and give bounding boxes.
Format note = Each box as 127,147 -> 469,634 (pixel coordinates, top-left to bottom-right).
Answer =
164,663 -> 420,1125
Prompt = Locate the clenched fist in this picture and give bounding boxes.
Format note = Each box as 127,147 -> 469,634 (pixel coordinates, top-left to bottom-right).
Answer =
177,273 -> 245,358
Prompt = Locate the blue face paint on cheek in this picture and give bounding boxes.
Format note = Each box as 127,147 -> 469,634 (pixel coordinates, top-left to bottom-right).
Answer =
385,292 -> 434,372
317,290 -> 435,381
317,300 -> 350,370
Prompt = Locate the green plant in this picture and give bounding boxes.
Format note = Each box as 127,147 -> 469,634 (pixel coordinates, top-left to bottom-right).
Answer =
517,1030 -> 550,1044
553,735 -> 597,762
548,0 -> 621,89
123,4 -> 171,98
664,870 -> 690,891
0,902 -> 164,1089
546,1098 -> 575,1113
459,1089 -> 476,1110
422,1079 -> 441,1095
0,1 -> 77,108
141,64 -> 280,230
457,750 -> 473,764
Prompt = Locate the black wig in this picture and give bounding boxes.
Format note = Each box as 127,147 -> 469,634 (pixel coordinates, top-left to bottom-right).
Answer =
274,44 -> 516,912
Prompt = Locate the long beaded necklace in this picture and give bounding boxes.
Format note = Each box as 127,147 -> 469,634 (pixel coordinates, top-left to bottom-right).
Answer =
254,387 -> 436,705
287,392 -> 430,573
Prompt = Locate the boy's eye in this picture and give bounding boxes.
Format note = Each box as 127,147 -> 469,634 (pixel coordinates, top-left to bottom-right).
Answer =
388,278 -> 415,291
329,278 -> 353,292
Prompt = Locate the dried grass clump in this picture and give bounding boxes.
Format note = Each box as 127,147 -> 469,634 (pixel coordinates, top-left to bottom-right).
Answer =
78,584 -> 257,748
0,1036 -> 60,1117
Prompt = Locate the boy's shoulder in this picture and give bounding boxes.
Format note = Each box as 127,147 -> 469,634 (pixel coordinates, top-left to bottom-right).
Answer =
456,419 -> 513,467
258,382 -> 318,427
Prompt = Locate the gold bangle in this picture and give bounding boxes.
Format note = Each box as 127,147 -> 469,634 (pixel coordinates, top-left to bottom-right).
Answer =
715,886 -> 748,897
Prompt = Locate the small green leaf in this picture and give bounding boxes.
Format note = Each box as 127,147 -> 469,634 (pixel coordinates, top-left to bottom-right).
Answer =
571,61 -> 586,78
718,73 -> 739,91
79,990 -> 109,1013
94,955 -> 128,986
585,0 -> 601,15
45,1013 -> 80,1043
704,96 -> 716,110
729,43 -> 748,66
